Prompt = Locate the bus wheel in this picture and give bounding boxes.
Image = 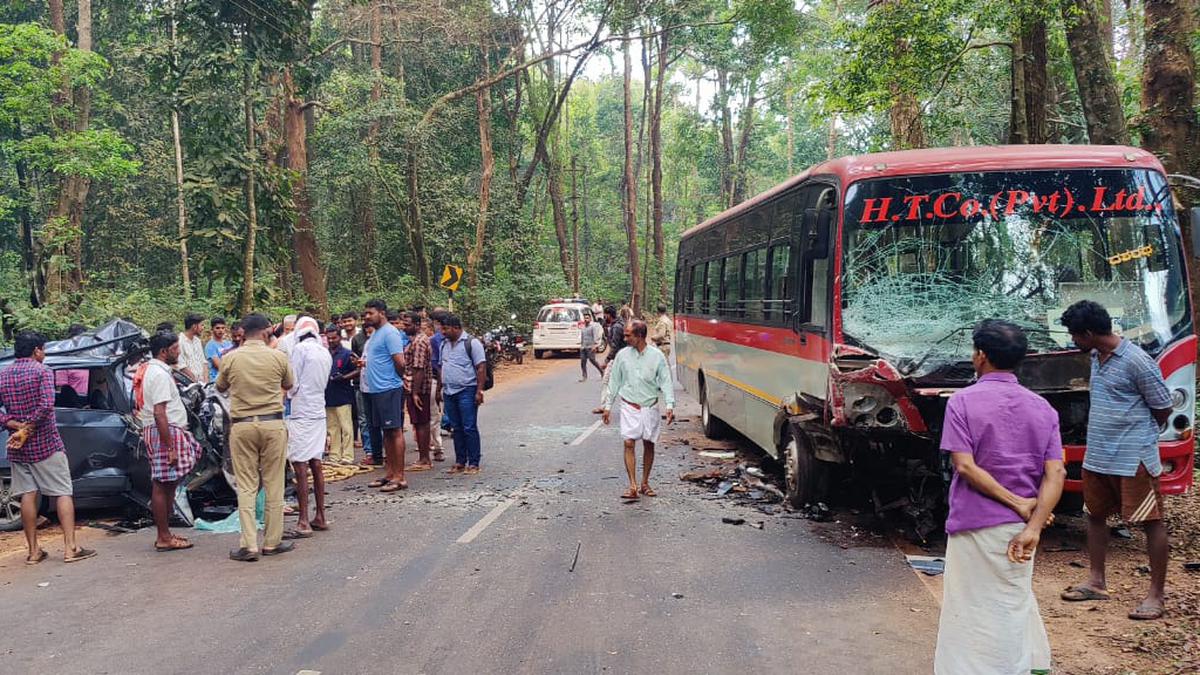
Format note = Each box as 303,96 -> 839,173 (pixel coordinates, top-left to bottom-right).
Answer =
699,381 -> 727,439
783,426 -> 822,509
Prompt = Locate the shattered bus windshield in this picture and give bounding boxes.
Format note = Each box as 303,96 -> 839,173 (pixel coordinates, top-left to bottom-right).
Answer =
841,168 -> 1189,375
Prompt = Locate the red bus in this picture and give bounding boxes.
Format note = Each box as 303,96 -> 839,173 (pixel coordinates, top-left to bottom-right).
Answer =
674,145 -> 1195,533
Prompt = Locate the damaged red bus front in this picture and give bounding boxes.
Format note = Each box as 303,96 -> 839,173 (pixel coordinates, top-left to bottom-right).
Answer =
674,145 -> 1195,538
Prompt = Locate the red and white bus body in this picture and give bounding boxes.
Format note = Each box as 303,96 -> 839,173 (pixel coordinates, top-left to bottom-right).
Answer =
675,146 -> 1195,531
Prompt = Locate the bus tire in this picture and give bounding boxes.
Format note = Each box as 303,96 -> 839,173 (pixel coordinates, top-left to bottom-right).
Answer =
783,425 -> 822,509
699,380 -> 728,439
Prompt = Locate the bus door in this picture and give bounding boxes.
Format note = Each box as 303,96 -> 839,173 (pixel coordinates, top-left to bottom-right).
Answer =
791,181 -> 836,400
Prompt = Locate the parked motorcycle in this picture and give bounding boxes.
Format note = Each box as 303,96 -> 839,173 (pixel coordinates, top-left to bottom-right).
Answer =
482,315 -> 526,366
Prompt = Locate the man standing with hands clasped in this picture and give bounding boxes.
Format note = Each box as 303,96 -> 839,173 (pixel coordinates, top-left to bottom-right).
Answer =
602,320 -> 674,501
933,320 -> 1065,673
1059,300 -> 1173,621
437,314 -> 487,475
217,313 -> 295,562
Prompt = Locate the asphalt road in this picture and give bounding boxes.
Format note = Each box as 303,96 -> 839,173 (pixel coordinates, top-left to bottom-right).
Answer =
0,356 -> 939,674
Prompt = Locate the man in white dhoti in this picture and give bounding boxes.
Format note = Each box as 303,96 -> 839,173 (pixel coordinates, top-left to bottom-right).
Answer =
934,320 -> 1066,675
602,320 -> 674,502
285,316 -> 333,538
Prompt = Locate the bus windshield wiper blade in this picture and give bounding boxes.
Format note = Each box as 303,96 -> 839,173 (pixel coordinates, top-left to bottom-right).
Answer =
897,325 -> 977,376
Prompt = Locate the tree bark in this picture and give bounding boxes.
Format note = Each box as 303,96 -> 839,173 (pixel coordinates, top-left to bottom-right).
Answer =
1140,0 -> 1198,175
732,80 -> 758,205
1009,33 -> 1029,144
786,88 -> 795,175
359,0 -> 383,288
283,67 -> 329,316
874,0 -> 926,150
717,68 -> 735,208
1022,19 -> 1050,144
651,27 -> 668,306
467,79 -> 495,291
240,67 -> 258,315
1061,0 -> 1129,144
569,154 -> 581,293
169,6 -> 191,299
622,34 -> 642,315
404,147 -> 432,289
547,156 -> 574,290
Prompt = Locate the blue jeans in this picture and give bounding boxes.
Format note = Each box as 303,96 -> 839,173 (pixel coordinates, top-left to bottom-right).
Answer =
359,390 -> 383,462
444,389 -> 481,467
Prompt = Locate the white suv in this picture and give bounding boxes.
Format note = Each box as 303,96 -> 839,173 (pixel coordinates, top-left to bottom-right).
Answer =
532,302 -> 595,359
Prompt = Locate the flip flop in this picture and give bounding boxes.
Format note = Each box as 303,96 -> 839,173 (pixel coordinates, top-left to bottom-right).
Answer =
1128,603 -> 1165,620
379,480 -> 408,492
446,465 -> 466,475
621,488 -> 640,501
405,464 -> 433,472
25,549 -> 48,565
283,528 -> 314,540
1061,585 -> 1110,602
640,486 -> 657,497
64,547 -> 97,563
368,478 -> 389,488
155,537 -> 194,552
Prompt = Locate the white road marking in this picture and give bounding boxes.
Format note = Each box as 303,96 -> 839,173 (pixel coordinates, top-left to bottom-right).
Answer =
456,497 -> 518,544
570,420 -> 604,446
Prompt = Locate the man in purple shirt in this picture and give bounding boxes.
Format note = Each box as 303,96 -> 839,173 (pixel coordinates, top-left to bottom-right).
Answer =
933,320 -> 1065,674
0,331 -> 97,565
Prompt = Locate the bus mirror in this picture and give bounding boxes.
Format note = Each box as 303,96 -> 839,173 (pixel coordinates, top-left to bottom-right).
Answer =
804,208 -> 831,260
1190,207 -> 1200,256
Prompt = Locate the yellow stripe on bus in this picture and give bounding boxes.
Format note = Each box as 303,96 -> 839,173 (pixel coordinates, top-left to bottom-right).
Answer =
704,369 -> 784,407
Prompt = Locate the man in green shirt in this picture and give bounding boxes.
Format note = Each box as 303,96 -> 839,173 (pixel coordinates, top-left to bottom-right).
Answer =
602,320 -> 674,501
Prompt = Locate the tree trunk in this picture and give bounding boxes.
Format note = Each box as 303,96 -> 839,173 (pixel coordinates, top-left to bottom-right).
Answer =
1141,0 -> 1198,175
717,68 -> 735,208
467,81 -> 495,291
547,157 -> 574,290
1009,34 -> 1029,144
874,0 -> 926,151
732,81 -> 758,205
622,35 -> 642,315
1022,20 -> 1050,144
405,146 -> 432,289
786,88 -> 795,175
651,28 -> 668,306
827,114 -> 838,160
1061,0 -> 1129,144
240,67 -> 258,315
283,67 -> 329,316
14,145 -> 42,306
169,8 -> 190,299
569,155 -> 581,293
359,0 -> 382,288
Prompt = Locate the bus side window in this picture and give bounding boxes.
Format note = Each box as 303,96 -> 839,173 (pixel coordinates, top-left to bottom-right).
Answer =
722,255 -> 742,317
689,264 -> 704,313
706,259 -> 723,315
743,247 -> 765,322
804,187 -> 836,329
766,244 -> 791,322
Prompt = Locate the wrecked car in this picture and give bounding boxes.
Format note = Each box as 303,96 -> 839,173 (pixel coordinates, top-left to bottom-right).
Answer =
673,146 -> 1196,539
0,320 -> 235,531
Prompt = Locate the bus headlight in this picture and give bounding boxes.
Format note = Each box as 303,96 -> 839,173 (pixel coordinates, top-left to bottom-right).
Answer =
1171,388 -> 1188,410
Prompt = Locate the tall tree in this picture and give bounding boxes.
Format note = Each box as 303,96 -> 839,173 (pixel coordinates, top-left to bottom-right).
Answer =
1140,0 -> 1197,174
283,66 -> 329,315
621,33 -> 642,313
1061,0 -> 1128,144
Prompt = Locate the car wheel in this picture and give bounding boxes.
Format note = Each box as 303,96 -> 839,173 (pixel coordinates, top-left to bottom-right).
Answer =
782,425 -> 824,509
699,380 -> 727,439
0,471 -> 23,533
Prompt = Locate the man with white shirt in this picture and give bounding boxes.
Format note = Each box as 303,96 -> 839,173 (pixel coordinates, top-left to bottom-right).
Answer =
285,317 -> 332,537
178,313 -> 208,383
602,320 -> 674,501
139,331 -> 202,552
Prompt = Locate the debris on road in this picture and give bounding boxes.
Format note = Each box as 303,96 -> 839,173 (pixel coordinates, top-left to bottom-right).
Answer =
671,592 -> 684,599
569,541 -> 582,573
905,555 -> 945,576
721,517 -> 745,526
698,451 -> 736,460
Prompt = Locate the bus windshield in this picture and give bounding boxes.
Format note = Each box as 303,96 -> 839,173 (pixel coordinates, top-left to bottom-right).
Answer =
841,168 -> 1189,375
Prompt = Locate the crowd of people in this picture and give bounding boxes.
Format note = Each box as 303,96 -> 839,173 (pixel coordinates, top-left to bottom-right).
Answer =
2,300 -> 488,563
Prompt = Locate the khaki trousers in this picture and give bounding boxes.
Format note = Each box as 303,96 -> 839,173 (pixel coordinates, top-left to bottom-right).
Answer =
430,382 -> 444,451
230,419 -> 287,551
325,405 -> 354,463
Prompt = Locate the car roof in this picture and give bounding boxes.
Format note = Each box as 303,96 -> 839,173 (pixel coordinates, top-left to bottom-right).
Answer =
681,144 -> 1165,239
540,303 -> 588,309
0,319 -> 147,369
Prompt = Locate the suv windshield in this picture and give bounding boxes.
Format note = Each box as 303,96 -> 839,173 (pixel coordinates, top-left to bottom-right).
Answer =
842,168 -> 1189,374
538,307 -> 581,323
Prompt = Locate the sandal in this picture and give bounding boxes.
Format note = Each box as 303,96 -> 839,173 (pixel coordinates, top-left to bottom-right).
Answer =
621,488 -> 640,501
283,528 -> 314,540
405,463 -> 433,472
25,549 -> 48,565
1128,602 -> 1165,620
1061,585 -> 1110,602
368,478 -> 389,488
640,485 -> 657,497
446,465 -> 466,475
379,480 -> 408,493
64,547 -> 97,563
155,536 -> 193,552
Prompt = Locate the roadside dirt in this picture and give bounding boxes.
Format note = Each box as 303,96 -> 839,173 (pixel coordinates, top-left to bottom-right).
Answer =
490,351 -> 573,392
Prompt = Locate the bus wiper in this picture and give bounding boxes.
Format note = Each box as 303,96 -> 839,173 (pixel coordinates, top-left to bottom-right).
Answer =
897,325 -> 977,377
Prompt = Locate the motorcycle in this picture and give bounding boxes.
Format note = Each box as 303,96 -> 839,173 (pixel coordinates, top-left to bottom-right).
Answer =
482,315 -> 526,366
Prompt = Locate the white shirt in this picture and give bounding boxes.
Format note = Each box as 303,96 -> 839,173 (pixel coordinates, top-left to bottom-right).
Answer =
139,359 -> 188,428
277,331 -> 297,356
287,336 -> 332,419
178,334 -> 208,383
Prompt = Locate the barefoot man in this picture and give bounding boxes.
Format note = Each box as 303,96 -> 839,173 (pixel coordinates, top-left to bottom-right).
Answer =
602,320 -> 674,501
284,317 -> 332,539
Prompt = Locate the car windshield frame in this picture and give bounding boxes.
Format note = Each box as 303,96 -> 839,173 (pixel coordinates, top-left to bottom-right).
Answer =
840,167 -> 1191,373
538,306 -> 582,323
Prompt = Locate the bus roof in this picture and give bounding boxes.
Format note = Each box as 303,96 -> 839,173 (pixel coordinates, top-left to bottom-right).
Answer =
681,144 -> 1166,239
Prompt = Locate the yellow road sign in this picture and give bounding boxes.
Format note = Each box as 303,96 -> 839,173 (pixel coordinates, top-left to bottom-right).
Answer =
440,264 -> 463,292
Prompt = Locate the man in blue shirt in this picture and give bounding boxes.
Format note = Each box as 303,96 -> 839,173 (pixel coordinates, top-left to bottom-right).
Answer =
1059,300 -> 1172,621
436,313 -> 487,475
204,316 -> 232,380
360,299 -> 408,492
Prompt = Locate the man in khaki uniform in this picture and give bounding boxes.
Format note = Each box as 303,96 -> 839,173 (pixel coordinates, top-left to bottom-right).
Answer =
216,313 -> 295,561
650,304 -> 673,363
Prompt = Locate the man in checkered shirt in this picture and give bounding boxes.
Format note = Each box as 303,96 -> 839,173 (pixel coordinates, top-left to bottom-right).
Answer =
0,331 -> 96,565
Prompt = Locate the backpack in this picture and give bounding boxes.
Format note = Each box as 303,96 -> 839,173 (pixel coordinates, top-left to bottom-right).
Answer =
474,337 -> 495,391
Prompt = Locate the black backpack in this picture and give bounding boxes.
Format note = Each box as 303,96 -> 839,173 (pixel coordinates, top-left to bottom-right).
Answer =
473,337 -> 495,390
